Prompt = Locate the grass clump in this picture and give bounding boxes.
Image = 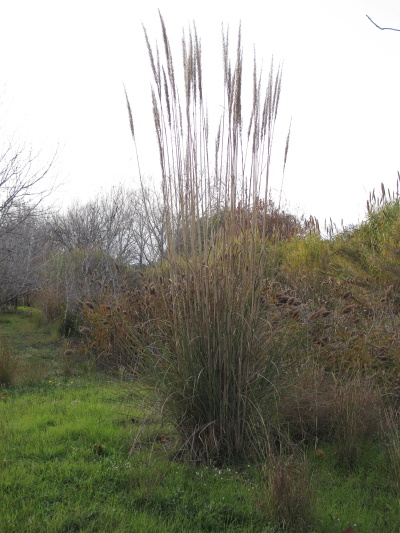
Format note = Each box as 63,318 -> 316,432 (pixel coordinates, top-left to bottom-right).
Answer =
265,456 -> 316,532
125,14 -> 292,465
278,367 -> 383,469
332,376 -> 382,470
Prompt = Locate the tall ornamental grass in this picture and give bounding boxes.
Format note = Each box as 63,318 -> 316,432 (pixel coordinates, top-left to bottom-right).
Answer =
127,13 -> 289,464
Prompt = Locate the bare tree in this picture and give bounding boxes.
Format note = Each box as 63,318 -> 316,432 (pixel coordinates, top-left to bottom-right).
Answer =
0,135 -> 56,306
130,184 -> 166,265
0,139 -> 55,228
0,205 -> 50,307
43,184 -> 166,320
50,184 -> 166,267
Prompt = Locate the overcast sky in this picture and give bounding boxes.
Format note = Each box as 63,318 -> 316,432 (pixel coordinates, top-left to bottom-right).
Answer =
1,0 -> 399,228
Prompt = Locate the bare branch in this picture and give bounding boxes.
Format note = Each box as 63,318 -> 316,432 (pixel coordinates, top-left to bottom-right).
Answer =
366,14 -> 400,32
0,131 -> 57,305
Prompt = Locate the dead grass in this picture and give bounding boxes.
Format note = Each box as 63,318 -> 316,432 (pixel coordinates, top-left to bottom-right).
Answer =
265,455 -> 317,531
278,366 -> 383,468
0,339 -> 17,387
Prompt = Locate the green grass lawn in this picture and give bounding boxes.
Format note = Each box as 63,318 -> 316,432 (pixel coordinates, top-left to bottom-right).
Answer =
0,379 -> 270,533
0,309 -> 399,532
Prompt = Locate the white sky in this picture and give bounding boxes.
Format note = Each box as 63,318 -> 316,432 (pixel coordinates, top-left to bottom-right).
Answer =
1,0 -> 399,228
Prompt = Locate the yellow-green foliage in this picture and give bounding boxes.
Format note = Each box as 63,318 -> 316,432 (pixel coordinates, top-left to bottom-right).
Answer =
330,200 -> 400,284
278,233 -> 332,286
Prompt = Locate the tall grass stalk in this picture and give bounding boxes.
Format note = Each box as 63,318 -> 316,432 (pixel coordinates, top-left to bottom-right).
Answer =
128,13 -> 287,463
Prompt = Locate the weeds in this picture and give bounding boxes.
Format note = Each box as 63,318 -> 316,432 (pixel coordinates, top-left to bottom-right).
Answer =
333,376 -> 382,469
61,345 -> 79,376
383,405 -> 400,488
265,456 -> 316,531
30,308 -> 45,330
0,339 -> 17,387
6,10 -> 398,530
279,367 -> 383,468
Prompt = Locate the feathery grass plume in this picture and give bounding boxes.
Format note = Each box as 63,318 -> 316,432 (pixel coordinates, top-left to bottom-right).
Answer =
278,119 -> 291,210
134,13 -> 287,464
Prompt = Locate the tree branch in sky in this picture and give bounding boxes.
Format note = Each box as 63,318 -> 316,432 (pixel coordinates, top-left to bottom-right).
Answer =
366,14 -> 400,32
